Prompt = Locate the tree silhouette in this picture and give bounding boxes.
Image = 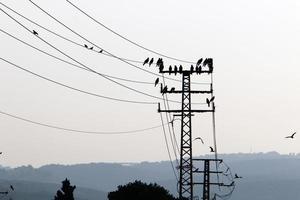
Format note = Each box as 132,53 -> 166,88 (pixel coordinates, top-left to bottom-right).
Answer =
54,178 -> 76,200
108,180 -> 180,200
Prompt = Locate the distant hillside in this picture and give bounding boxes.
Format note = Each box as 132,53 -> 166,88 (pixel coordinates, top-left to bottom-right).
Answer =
0,179 -> 106,200
0,152 -> 300,200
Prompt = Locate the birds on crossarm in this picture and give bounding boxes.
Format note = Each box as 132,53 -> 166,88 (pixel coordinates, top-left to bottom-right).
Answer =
32,30 -> 38,35
285,132 -> 296,139
149,58 -> 154,67
194,137 -> 204,144
154,78 -> 160,87
143,57 -> 149,66
209,146 -> 214,152
179,65 -> 183,73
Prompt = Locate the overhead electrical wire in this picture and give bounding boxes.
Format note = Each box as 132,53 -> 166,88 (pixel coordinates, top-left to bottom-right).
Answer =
0,57 -> 156,105
0,29 -> 153,85
0,1 -> 144,64
26,0 -> 207,85
66,0 -> 196,64
0,109 -> 168,135
159,112 -> 179,182
0,7 -> 186,105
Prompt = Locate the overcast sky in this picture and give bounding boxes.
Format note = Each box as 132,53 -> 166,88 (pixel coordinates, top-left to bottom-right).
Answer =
0,0 -> 299,167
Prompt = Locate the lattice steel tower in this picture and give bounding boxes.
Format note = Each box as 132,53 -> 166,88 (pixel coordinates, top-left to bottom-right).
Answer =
158,58 -> 214,199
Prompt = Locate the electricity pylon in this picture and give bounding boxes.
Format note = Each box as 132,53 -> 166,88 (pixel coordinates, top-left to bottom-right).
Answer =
157,58 -> 214,200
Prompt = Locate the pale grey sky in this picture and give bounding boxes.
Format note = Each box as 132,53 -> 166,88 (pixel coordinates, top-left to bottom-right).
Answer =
0,0 -> 299,167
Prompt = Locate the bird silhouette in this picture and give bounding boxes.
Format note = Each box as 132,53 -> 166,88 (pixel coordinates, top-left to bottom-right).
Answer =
154,78 -> 159,87
196,58 -> 203,67
143,57 -> 149,66
190,65 -> 194,73
162,86 -> 168,94
84,44 -> 88,48
32,30 -> 38,35
89,46 -> 93,50
209,146 -> 214,152
174,65 -> 178,75
285,132 -> 296,139
206,96 -> 215,107
168,65 -> 172,74
179,65 -> 183,73
99,49 -> 103,53
159,64 -> 164,72
194,137 -> 204,144
149,58 -> 154,67
170,87 -> 175,93
156,58 -> 162,67
234,173 -> 242,179
10,185 -> 14,191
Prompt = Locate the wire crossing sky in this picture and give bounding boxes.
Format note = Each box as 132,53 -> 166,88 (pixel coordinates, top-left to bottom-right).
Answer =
0,0 -> 299,167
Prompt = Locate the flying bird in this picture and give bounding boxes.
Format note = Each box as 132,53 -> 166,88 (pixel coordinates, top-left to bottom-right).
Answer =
234,173 -> 242,179
149,58 -> 154,66
209,146 -> 214,152
32,30 -> 38,35
154,78 -> 159,87
143,57 -> 149,66
194,137 -> 204,144
285,132 -> 296,139
10,185 -> 14,191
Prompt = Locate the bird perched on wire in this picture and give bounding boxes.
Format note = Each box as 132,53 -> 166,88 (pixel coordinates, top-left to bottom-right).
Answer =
149,58 -> 154,67
174,65 -> 178,75
10,185 -> 14,191
234,173 -> 242,179
162,85 -> 168,94
154,78 -> 159,87
194,137 -> 204,144
179,65 -> 183,73
32,30 -> 38,35
143,57 -> 149,66
206,96 -> 215,107
168,65 -> 172,75
285,132 -> 296,139
170,87 -> 175,93
209,146 -> 214,152
84,44 -> 88,48
89,46 -> 94,50
156,58 -> 163,67
99,49 -> 103,53
190,65 -> 194,73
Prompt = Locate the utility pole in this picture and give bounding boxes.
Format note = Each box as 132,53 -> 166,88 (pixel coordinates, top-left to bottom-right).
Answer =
157,58 -> 214,200
193,158 -> 234,200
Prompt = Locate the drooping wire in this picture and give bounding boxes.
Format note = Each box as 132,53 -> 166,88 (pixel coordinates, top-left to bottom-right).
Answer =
159,112 -> 179,182
0,29 -> 153,85
161,74 -> 180,155
66,0 -> 195,64
27,0 -> 206,85
0,7 -> 186,105
0,57 -> 156,105
0,109 -> 169,135
211,72 -> 221,189
160,81 -> 179,166
0,1 -> 143,64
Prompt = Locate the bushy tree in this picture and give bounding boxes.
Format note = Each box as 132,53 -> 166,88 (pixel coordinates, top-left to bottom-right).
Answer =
108,180 -> 179,200
54,178 -> 76,200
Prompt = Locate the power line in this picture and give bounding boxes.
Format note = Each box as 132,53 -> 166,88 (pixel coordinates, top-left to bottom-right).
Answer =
159,112 -> 178,182
66,0 -> 195,64
0,7 -> 184,105
0,109 -> 168,135
0,1 -> 143,64
0,28 -> 153,85
0,57 -> 156,105
26,0 -> 207,85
